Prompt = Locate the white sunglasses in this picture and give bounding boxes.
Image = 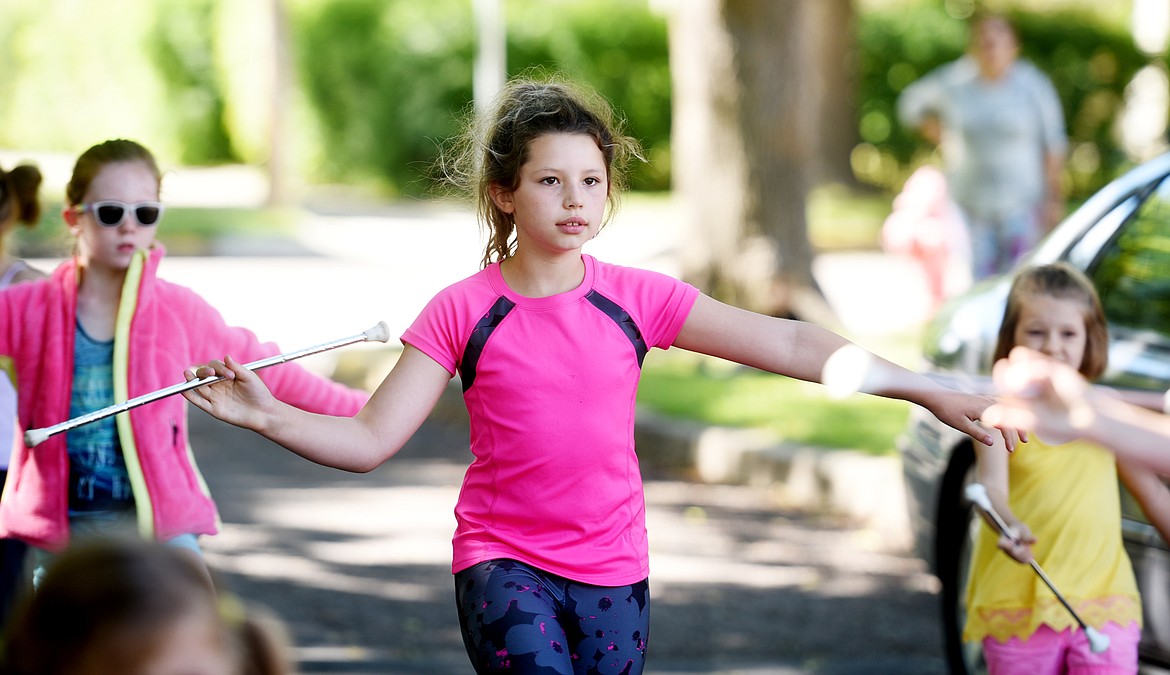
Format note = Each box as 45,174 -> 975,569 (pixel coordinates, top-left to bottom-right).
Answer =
75,200 -> 165,227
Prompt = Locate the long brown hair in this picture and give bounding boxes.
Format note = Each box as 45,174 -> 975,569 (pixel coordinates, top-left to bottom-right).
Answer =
2,538 -> 223,675
435,72 -> 644,268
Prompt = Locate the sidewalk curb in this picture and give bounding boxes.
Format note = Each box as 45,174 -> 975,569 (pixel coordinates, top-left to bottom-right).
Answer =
634,408 -> 913,551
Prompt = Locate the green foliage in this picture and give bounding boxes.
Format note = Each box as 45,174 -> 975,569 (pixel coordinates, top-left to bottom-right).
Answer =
1012,8 -> 1148,197
292,0 -> 476,197
0,0 -> 174,156
505,1 -> 671,191
290,0 -> 669,196
857,2 -> 1148,199
148,0 -> 237,165
0,1 -> 1154,203
1093,180 -> 1170,343
856,5 -> 968,178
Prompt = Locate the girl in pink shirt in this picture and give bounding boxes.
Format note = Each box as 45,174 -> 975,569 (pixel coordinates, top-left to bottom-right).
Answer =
184,76 -> 1013,675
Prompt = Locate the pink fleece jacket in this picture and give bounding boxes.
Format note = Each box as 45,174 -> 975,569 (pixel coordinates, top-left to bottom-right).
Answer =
0,245 -> 368,551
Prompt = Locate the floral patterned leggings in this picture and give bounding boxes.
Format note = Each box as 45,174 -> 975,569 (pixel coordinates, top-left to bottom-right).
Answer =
454,559 -> 650,675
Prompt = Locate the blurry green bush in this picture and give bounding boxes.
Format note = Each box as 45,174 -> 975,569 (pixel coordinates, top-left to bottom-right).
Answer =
292,0 -> 670,196
0,0 -> 1157,203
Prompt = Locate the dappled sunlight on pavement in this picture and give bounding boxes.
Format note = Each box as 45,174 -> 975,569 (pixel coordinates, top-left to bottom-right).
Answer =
194,412 -> 947,674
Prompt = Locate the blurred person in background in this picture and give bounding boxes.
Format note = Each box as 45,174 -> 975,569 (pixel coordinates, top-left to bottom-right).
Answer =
0,161 -> 45,629
1,537 -> 293,675
0,163 -> 46,287
880,164 -> 972,310
898,12 -> 1068,280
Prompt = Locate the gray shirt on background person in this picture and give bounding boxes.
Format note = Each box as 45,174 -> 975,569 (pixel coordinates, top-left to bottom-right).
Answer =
897,54 -> 1068,223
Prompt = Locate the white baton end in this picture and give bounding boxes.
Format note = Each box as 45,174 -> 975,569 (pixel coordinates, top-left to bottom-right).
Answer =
964,483 -> 992,512
363,321 -> 391,344
24,428 -> 50,448
1085,626 -> 1111,653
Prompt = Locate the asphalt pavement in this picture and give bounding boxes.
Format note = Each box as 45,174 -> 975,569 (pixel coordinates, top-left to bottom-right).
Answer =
191,387 -> 949,675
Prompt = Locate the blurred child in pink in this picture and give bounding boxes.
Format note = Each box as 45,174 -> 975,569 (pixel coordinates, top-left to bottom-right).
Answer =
881,165 -> 971,310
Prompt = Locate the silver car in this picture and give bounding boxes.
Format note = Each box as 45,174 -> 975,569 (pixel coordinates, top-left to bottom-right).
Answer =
897,152 -> 1170,674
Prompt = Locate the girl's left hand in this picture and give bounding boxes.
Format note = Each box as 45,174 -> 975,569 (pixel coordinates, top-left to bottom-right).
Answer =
928,389 -> 1024,452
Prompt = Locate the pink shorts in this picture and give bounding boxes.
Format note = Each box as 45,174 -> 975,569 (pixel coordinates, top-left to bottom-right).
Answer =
982,622 -> 1140,675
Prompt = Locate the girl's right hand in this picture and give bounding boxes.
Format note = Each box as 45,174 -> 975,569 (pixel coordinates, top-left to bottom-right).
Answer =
984,347 -> 1097,444
181,355 -> 277,432
997,520 -> 1036,564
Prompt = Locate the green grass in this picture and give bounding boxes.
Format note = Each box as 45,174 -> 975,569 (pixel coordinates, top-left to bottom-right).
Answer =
158,206 -> 302,237
807,183 -> 893,250
154,206 -> 303,254
637,350 -> 914,456
13,204 -> 304,257
633,183 -> 920,456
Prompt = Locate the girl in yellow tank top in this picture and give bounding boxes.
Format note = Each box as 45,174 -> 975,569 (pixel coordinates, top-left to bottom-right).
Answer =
966,263 -> 1170,674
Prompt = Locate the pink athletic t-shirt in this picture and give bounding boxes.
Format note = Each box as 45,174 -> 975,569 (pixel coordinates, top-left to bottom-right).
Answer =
402,255 -> 699,585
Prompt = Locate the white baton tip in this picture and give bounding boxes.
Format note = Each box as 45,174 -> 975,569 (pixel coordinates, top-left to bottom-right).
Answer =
24,429 -> 50,448
1085,626 -> 1111,653
964,482 -> 991,510
364,321 -> 391,344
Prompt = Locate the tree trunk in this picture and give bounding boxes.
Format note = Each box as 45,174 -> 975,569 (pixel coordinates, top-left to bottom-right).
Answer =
668,0 -> 853,327
811,0 -> 858,187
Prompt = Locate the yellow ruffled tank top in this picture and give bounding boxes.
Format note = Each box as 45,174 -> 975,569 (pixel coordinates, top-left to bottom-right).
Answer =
963,436 -> 1141,643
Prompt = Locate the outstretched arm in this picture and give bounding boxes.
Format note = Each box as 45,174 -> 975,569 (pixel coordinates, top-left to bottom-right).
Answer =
182,345 -> 452,472
984,346 -> 1170,474
673,294 -> 999,448
1118,459 -> 1170,545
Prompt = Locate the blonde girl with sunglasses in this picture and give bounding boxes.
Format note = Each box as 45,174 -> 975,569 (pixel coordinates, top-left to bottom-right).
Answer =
0,139 -> 370,594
